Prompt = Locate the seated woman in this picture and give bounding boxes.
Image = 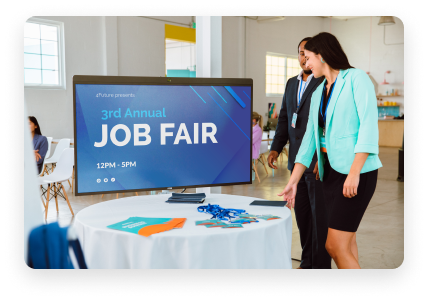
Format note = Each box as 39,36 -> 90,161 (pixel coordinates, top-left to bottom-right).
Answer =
29,116 -> 48,174
252,111 -> 263,161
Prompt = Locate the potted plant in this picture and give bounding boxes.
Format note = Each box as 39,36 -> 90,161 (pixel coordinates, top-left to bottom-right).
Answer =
263,121 -> 271,131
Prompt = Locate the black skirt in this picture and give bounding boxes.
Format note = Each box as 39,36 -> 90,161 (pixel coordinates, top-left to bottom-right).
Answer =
322,153 -> 378,233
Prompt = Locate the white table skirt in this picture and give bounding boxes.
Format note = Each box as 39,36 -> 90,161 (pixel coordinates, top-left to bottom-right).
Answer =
74,194 -> 292,269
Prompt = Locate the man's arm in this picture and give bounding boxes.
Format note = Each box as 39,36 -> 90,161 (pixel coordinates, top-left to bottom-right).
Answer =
268,80 -> 291,169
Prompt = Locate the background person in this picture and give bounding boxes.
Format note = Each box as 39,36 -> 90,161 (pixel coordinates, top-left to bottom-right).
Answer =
278,32 -> 382,269
29,116 -> 48,174
252,111 -> 263,161
269,38 -> 331,269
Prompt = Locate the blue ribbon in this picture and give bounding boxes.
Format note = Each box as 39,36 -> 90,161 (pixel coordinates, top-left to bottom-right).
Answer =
297,79 -> 307,109
197,204 -> 246,221
319,79 -> 337,128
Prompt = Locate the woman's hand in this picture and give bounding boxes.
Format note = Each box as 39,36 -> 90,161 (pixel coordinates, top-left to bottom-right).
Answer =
34,150 -> 41,162
313,161 -> 320,180
343,172 -> 360,198
278,182 -> 297,209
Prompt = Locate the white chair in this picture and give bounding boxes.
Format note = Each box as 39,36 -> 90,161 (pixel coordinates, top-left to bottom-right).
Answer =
266,130 -> 287,163
268,130 -> 275,146
39,148 -> 74,220
259,139 -> 269,174
40,137 -> 53,175
38,157 -> 46,177
44,138 -> 70,175
45,137 -> 53,159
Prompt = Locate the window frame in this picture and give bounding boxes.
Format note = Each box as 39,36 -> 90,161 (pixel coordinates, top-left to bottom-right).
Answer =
285,55 -> 301,83
24,17 -> 66,90
265,52 -> 299,98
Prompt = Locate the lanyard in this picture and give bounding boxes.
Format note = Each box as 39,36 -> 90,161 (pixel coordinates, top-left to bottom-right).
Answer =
297,79 -> 307,109
197,204 -> 246,221
319,79 -> 337,128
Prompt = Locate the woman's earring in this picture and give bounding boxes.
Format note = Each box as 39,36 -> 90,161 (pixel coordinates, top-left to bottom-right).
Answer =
321,58 -> 325,63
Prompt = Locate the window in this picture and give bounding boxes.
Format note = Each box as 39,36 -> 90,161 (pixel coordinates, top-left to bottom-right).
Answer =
24,18 -> 65,89
164,24 -> 196,77
286,57 -> 301,82
165,39 -> 196,77
266,53 -> 300,97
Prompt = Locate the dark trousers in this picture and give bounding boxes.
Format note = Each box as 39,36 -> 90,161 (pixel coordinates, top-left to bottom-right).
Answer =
294,170 -> 331,269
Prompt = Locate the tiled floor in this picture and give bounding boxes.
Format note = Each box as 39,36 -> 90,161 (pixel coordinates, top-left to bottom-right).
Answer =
44,147 -> 404,269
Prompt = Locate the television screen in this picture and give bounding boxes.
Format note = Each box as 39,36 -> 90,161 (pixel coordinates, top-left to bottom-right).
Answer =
73,76 -> 253,195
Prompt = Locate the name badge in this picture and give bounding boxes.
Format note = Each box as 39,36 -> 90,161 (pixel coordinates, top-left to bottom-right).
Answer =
291,113 -> 297,128
320,136 -> 327,153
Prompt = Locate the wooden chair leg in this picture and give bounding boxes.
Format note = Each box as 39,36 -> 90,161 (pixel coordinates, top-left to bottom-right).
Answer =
54,183 -> 59,212
60,183 -> 74,215
252,161 -> 260,183
45,184 -> 51,220
40,185 -> 46,208
42,165 -> 48,176
284,147 -> 289,158
261,154 -> 269,175
71,167 -> 74,193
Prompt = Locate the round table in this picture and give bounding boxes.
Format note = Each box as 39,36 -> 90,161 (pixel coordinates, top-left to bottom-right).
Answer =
74,194 -> 292,269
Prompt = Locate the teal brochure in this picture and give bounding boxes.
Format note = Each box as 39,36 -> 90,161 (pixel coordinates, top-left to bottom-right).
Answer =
222,224 -> 243,228
231,218 -> 256,224
107,217 -> 173,234
195,219 -> 221,226
238,214 -> 258,219
206,223 -> 227,228
257,215 -> 281,220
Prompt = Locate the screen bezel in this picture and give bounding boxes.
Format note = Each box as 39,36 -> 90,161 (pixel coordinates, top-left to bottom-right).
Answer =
73,75 -> 253,196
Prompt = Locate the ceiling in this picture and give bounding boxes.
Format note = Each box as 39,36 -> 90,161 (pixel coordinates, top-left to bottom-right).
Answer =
322,16 -> 365,20
245,16 -> 367,22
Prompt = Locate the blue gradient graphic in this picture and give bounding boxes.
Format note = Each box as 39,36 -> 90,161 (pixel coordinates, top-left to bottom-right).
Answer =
75,84 -> 252,194
224,86 -> 246,108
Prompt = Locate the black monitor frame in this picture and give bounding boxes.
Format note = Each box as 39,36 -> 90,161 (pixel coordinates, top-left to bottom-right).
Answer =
73,75 -> 253,196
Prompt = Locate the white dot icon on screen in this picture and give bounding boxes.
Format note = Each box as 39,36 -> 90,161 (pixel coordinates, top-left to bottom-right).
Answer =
97,179 -> 101,183
111,178 -> 115,182
104,178 -> 108,182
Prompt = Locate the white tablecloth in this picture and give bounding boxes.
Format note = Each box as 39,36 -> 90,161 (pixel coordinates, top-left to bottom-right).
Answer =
74,194 -> 292,269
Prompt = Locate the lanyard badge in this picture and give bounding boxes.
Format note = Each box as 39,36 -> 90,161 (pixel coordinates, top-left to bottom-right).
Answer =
291,113 -> 297,128
292,79 -> 308,129
319,79 -> 337,135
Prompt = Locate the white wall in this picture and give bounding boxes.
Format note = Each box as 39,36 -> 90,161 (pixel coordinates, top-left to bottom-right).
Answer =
25,16 -> 404,140
25,16 -> 106,140
25,16 -> 193,139
239,17 -> 325,118
117,17 -> 165,77
165,41 -> 196,71
222,17 -> 245,79
324,17 -> 404,114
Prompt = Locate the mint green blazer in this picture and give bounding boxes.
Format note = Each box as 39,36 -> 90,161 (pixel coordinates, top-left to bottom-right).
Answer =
295,68 -> 382,181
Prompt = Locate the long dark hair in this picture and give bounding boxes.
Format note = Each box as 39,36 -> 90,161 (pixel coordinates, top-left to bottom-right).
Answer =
304,32 -> 353,70
297,37 -> 312,52
29,116 -> 42,136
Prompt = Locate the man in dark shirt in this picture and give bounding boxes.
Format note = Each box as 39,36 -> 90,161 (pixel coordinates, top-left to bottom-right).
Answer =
268,38 -> 331,269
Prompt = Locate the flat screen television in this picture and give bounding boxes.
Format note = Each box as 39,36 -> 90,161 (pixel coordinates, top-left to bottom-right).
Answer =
73,76 -> 253,196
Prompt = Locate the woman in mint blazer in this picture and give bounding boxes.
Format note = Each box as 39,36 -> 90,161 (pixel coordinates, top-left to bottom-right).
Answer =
278,32 -> 382,269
